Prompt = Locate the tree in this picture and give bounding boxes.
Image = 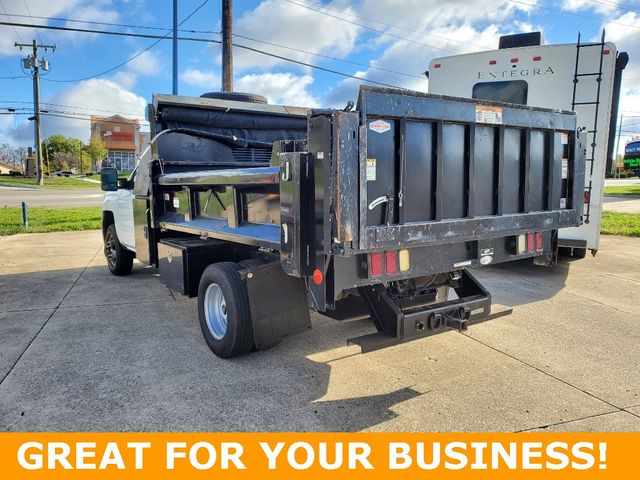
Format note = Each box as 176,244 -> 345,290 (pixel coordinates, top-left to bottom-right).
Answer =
43,134 -> 82,172
85,133 -> 108,172
0,143 -> 26,171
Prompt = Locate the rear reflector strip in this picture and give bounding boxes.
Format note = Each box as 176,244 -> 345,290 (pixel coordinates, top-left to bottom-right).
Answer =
385,251 -> 397,274
536,232 -> 543,251
370,252 -> 383,277
399,249 -> 410,272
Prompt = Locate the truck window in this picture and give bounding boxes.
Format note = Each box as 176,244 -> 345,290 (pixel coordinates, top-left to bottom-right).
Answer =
472,80 -> 528,105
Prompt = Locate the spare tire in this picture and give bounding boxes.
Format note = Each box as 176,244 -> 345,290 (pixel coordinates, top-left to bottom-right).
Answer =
200,91 -> 268,104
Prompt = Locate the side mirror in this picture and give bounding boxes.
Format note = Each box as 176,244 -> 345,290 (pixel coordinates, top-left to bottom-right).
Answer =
101,167 -> 118,192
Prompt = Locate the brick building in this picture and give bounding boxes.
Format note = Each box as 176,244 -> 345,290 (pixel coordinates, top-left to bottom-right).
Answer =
90,115 -> 149,171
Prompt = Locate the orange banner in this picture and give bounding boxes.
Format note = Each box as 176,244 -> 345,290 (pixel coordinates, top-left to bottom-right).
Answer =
0,432 -> 637,479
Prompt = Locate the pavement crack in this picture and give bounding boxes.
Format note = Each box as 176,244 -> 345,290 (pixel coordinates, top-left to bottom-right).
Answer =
462,332 -> 626,413
515,410 -> 624,432
0,248 -> 101,387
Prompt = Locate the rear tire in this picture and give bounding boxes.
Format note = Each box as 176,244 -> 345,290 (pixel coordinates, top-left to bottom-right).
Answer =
104,224 -> 134,276
572,247 -> 587,259
197,262 -> 254,358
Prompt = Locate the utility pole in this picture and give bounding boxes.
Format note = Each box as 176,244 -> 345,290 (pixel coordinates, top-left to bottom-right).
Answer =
172,0 -> 178,95
221,0 -> 233,92
16,40 -> 56,186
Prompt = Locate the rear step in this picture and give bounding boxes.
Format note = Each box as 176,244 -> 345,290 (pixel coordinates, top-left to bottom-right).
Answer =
348,270 -> 512,353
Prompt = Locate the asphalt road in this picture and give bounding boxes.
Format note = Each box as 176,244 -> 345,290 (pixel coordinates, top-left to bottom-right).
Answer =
0,231 -> 638,432
0,186 -> 103,208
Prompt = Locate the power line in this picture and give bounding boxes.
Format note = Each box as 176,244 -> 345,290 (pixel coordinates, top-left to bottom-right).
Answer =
1,21 -> 405,89
507,0 -> 640,30
284,0 -> 494,50
282,0 -> 457,54
38,0 -> 210,83
232,33 -> 425,79
1,12 -> 424,79
22,0 -> 43,43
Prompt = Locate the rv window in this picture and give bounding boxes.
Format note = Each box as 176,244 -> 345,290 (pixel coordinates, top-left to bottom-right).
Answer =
472,80 -> 528,105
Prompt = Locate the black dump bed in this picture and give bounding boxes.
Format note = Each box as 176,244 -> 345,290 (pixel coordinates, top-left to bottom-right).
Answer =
134,87 -> 585,280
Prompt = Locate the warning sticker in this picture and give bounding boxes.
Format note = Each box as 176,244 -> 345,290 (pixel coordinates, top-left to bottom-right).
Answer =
366,158 -> 377,181
475,105 -> 503,125
561,159 -> 568,179
369,119 -> 391,133
173,197 -> 180,208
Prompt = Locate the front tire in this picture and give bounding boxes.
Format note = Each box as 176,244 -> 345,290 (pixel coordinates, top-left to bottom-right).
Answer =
104,224 -> 134,276
197,262 -> 254,358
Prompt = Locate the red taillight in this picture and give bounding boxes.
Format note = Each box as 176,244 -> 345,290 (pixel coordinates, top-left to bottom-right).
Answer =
584,190 -> 590,204
312,269 -> 323,285
370,252 -> 383,277
510,57 -> 519,63
533,55 -> 542,61
536,232 -> 543,251
603,49 -> 610,55
527,233 -> 535,253
489,59 -> 497,65
385,251 -> 397,274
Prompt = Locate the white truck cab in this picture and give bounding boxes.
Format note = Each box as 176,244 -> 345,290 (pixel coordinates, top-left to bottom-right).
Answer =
101,168 -> 136,274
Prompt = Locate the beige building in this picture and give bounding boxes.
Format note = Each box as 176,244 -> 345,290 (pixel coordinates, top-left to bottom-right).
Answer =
0,161 -> 23,174
90,115 -> 149,171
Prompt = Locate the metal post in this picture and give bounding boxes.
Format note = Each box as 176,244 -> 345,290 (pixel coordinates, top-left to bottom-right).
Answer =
21,202 -> 28,229
222,0 -> 233,92
615,114 -> 623,178
173,0 -> 178,95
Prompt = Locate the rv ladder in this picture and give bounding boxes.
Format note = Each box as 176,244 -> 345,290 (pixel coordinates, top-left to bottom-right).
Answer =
571,30 -> 606,225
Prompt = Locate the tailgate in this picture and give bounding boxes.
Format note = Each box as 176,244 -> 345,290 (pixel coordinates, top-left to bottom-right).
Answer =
327,86 -> 586,253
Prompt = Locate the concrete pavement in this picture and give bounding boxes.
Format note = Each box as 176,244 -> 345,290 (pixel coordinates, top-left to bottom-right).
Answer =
0,231 -> 638,432
0,186 -> 103,208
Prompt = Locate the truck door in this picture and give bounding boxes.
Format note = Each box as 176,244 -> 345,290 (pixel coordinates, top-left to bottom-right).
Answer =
116,171 -> 136,250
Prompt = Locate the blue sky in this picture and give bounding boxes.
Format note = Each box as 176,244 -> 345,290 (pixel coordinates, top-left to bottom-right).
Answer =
1,0 -> 639,150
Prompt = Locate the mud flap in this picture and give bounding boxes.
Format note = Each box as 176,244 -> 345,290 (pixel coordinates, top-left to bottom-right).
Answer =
241,261 -> 311,349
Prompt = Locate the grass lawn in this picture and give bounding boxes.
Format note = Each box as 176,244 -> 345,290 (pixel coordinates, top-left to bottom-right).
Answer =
604,185 -> 640,196
0,176 -> 100,189
0,206 -> 101,236
600,211 -> 640,237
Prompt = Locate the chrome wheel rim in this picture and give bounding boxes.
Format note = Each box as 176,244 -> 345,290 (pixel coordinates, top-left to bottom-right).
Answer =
204,283 -> 227,340
105,233 -> 117,268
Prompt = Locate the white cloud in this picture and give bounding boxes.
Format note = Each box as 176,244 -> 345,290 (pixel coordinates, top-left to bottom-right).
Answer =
181,68 -> 219,89
235,72 -> 318,106
0,1 -> 119,56
229,0 -> 361,71
562,0 -> 618,16
108,50 -> 162,89
7,78 -> 147,145
181,69 -> 318,106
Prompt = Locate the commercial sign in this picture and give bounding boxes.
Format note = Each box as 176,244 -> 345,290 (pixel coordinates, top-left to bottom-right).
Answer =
624,141 -> 640,156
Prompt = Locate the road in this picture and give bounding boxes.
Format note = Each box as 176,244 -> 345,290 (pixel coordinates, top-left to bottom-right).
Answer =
0,186 -> 103,208
0,230 -> 638,432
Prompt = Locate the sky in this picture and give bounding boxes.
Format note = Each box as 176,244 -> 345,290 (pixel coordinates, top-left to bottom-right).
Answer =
1,0 -> 640,153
